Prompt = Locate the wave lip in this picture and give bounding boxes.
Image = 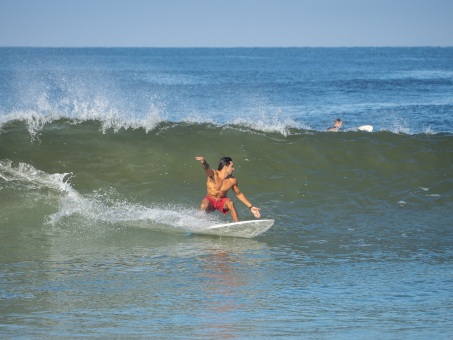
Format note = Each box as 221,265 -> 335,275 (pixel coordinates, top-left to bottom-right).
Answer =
0,98 -> 166,140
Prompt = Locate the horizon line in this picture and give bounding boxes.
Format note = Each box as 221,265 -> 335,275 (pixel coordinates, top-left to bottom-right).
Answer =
1,45 -> 453,49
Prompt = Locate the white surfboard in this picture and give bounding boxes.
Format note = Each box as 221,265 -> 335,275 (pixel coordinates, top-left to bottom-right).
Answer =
358,125 -> 373,132
192,219 -> 274,238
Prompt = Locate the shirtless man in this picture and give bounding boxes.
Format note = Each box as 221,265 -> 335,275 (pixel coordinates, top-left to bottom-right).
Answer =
195,156 -> 261,222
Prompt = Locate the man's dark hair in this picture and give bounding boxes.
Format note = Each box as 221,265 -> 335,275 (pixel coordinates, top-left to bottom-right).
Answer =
218,157 -> 233,170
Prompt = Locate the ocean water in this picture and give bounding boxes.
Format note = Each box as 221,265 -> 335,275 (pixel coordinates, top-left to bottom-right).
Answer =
1,47 -> 452,338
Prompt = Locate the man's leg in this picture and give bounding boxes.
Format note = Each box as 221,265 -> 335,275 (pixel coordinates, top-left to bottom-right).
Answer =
200,197 -> 211,212
224,199 -> 239,222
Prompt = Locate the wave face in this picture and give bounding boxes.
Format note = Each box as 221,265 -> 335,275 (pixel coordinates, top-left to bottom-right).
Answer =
1,119 -> 452,236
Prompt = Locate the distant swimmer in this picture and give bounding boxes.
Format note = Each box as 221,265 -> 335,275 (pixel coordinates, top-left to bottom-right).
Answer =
195,156 -> 261,222
327,118 -> 343,132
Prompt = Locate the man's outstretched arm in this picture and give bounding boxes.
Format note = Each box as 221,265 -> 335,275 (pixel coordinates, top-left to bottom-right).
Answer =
233,186 -> 261,219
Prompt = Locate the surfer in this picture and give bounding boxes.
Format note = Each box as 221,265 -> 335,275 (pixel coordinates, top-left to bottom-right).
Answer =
327,118 -> 343,131
195,156 -> 261,222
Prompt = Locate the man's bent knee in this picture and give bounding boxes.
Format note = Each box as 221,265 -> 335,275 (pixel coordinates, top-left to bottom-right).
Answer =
224,199 -> 235,211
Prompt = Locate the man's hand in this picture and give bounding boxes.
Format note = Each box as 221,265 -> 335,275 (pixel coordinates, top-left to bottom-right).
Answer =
251,206 -> 261,218
195,156 -> 205,163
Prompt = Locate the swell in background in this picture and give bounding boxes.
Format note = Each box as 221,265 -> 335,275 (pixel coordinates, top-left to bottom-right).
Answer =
1,47 -> 453,135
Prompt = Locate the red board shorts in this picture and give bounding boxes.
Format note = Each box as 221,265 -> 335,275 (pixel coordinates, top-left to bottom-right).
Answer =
205,195 -> 229,214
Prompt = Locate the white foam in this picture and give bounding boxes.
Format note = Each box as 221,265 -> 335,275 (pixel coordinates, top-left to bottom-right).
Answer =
0,160 -> 72,192
230,107 -> 304,137
0,160 -> 88,224
48,192 -> 221,232
0,91 -> 166,139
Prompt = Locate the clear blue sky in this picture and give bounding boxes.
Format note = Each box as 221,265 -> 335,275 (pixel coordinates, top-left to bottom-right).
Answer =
1,0 -> 452,47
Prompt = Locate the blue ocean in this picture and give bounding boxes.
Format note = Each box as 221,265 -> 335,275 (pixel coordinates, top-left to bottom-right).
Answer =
1,47 -> 452,338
